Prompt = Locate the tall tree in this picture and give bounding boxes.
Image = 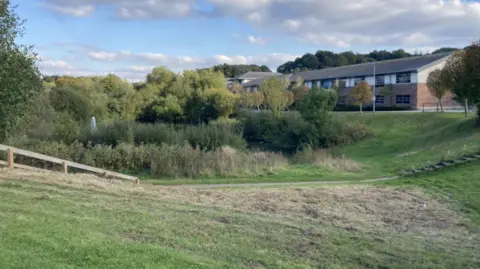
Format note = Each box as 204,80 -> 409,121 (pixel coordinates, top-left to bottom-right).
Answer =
426,69 -> 450,112
260,77 -> 290,118
349,81 -> 373,113
442,50 -> 473,118
0,1 -> 43,140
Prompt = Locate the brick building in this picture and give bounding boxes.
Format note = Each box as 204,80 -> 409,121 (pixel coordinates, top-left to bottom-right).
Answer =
243,53 -> 459,109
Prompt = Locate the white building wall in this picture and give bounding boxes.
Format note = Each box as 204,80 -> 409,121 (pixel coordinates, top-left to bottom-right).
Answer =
390,74 -> 397,85
365,76 -> 375,85
385,75 -> 391,84
417,60 -> 447,83
410,73 -> 418,83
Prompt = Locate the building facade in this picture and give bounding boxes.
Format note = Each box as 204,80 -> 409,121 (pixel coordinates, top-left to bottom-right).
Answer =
242,53 -> 459,109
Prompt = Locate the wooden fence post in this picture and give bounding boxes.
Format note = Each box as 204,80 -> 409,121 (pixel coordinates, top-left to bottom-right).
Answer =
7,148 -> 14,169
62,161 -> 68,174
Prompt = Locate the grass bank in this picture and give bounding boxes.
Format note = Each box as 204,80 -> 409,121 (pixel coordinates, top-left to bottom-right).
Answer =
0,169 -> 479,268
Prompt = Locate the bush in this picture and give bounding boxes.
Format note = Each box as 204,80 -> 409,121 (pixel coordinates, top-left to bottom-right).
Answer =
241,111 -> 368,153
292,146 -> 360,172
80,121 -> 247,151
13,141 -> 287,178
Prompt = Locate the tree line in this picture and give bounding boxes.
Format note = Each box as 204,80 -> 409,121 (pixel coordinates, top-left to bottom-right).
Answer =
277,48 -> 459,74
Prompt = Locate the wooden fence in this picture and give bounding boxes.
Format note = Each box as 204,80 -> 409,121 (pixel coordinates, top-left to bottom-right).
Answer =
0,144 -> 139,184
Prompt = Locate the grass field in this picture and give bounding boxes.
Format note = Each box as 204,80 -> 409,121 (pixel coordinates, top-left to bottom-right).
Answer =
1,164 -> 479,269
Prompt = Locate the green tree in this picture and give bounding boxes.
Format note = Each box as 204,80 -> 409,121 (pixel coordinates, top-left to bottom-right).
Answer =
441,49 -> 480,118
203,88 -> 238,118
0,1 -> 43,140
299,87 -> 337,127
49,86 -> 94,122
426,69 -> 450,112
260,77 -> 290,118
349,81 -> 373,113
251,92 -> 264,110
146,67 -> 176,91
137,95 -> 183,123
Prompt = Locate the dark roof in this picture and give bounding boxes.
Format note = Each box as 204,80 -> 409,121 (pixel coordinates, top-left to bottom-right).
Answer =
242,75 -> 291,87
234,72 -> 282,80
291,52 -> 452,81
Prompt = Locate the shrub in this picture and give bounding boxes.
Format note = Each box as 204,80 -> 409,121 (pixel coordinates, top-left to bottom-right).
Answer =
80,121 -> 246,150
292,146 -> 361,172
150,143 -> 288,178
14,141 -> 287,178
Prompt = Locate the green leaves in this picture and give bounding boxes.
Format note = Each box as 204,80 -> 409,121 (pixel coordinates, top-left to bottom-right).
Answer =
0,1 -> 42,141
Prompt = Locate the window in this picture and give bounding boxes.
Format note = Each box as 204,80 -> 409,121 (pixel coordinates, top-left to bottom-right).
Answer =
375,76 -> 385,87
375,95 -> 385,104
354,77 -> 364,85
396,95 -> 411,104
322,80 -> 332,89
252,86 -> 258,92
396,73 -> 411,84
337,96 -> 346,104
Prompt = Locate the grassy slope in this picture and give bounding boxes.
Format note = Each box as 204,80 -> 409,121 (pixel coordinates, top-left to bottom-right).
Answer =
339,112 -> 480,176
1,171 -> 479,269
380,160 -> 480,225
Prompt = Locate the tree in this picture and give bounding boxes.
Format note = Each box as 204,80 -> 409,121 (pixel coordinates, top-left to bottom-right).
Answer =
203,88 -> 238,119
299,87 -> 337,127
441,48 -> 480,118
230,82 -> 244,94
292,85 -> 309,108
349,81 -> 373,113
146,67 -> 176,91
0,1 -> 43,140
426,69 -> 450,112
137,95 -> 183,123
260,77 -> 290,118
251,91 -> 264,110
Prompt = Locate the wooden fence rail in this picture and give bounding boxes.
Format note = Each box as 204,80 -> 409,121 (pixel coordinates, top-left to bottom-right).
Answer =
0,144 -> 139,183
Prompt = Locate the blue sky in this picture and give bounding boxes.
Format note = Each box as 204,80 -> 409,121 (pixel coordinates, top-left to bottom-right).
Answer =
13,0 -> 480,81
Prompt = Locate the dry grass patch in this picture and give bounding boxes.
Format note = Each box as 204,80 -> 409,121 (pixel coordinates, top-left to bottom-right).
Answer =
293,147 -> 360,172
0,169 -> 472,237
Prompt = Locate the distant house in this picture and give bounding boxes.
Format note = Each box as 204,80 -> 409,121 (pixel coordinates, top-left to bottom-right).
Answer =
243,53 -> 459,109
229,72 -> 282,89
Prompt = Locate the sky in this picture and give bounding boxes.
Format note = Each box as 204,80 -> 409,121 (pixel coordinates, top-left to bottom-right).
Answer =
13,0 -> 480,81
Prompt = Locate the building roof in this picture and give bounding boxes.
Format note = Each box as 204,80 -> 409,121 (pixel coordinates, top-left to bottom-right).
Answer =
233,72 -> 282,80
291,52 -> 452,81
241,75 -> 292,87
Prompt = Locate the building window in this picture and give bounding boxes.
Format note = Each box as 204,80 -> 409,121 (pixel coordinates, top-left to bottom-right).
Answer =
375,95 -> 385,104
396,73 -> 411,84
354,77 -> 365,85
375,76 -> 385,87
396,95 -> 411,104
337,96 -> 346,104
252,86 -> 258,92
322,80 -> 331,89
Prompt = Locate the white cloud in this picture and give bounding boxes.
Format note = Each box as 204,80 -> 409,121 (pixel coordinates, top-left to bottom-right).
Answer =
41,0 -> 196,19
43,4 -> 94,17
87,51 -> 118,61
86,48 -> 298,70
247,36 -> 267,45
232,34 -> 267,45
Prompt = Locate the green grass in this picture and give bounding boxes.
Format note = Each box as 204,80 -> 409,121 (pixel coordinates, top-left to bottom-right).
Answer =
1,172 -> 479,269
339,112 -> 480,176
380,160 -> 480,225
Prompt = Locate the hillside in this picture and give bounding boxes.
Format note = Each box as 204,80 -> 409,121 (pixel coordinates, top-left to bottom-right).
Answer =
339,113 -> 480,176
1,167 -> 479,269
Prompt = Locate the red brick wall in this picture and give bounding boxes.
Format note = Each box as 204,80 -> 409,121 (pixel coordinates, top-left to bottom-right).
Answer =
417,83 -> 459,108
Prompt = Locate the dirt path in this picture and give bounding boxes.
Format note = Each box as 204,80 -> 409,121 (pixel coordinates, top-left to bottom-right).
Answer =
178,176 -> 400,189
